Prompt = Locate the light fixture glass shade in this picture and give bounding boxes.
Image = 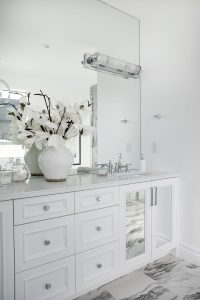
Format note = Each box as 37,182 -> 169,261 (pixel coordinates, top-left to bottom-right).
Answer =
0,79 -> 10,101
82,52 -> 141,79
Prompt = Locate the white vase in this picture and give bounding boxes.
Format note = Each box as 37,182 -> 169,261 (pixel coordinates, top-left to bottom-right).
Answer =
38,135 -> 74,182
24,144 -> 43,176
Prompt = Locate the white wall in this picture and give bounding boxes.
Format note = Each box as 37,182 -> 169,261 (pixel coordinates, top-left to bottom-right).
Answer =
105,0 -> 200,259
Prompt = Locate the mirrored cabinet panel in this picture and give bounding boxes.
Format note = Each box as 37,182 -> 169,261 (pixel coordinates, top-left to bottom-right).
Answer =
126,190 -> 145,260
120,182 -> 151,269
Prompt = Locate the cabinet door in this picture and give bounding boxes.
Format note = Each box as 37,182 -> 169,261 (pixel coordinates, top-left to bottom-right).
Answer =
120,182 -> 151,272
0,201 -> 14,300
151,178 -> 178,258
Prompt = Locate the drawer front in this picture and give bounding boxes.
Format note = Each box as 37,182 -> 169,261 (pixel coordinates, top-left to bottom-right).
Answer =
14,192 -> 74,224
75,206 -> 119,252
75,186 -> 119,213
15,256 -> 75,300
15,216 -> 74,272
76,242 -> 119,292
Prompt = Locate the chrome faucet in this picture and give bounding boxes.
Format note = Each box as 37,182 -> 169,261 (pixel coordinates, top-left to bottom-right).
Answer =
115,162 -> 130,172
114,154 -> 131,172
95,160 -> 114,173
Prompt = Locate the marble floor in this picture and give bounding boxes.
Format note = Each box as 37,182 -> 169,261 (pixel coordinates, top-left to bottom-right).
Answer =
75,254 -> 200,300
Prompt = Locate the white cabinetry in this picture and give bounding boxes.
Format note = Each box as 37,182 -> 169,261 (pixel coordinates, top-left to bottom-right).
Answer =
76,242 -> 119,292
75,186 -> 119,213
120,177 -> 178,272
0,201 -> 14,300
75,206 -> 119,253
15,215 -> 75,272
15,256 -> 75,300
14,192 -> 74,224
0,174 -> 178,300
14,187 -> 120,299
151,178 -> 178,258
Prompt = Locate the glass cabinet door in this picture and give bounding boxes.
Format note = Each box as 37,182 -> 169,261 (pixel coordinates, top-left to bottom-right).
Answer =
155,185 -> 172,248
120,183 -> 151,269
152,178 -> 177,258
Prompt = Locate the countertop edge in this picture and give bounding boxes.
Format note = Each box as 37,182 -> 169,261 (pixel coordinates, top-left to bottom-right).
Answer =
0,172 -> 180,202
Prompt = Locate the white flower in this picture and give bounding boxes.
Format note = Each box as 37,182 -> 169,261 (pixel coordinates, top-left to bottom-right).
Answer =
65,125 -> 79,139
44,120 -> 57,129
68,112 -> 80,123
8,92 -> 94,145
81,125 -> 94,136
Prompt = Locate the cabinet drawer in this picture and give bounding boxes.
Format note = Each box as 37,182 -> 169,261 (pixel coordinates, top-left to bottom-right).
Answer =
75,206 -> 119,252
75,186 -> 119,213
14,193 -> 74,224
76,242 -> 119,292
15,216 -> 74,272
15,256 -> 75,300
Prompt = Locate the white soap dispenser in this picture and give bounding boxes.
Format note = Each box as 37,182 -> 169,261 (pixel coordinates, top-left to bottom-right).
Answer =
140,154 -> 146,173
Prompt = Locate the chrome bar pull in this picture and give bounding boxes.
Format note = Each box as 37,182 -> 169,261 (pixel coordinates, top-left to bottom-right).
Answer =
154,187 -> 158,206
150,187 -> 154,206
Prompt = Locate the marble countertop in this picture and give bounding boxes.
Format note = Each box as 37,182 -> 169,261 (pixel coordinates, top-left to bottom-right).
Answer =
0,171 -> 180,202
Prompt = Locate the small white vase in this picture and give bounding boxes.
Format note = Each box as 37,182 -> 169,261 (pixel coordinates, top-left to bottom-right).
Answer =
24,143 -> 43,176
38,135 -> 74,182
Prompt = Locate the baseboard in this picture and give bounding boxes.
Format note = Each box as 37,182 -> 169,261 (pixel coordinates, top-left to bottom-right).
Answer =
177,243 -> 200,265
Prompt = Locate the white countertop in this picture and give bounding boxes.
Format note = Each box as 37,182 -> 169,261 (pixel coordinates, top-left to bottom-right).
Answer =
0,171 -> 180,202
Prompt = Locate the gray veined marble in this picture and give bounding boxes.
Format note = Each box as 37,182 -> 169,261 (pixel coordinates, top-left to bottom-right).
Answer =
76,254 -> 200,300
75,290 -> 115,300
183,292 -> 200,300
121,285 -> 178,300
143,254 -> 183,282
126,190 -> 145,260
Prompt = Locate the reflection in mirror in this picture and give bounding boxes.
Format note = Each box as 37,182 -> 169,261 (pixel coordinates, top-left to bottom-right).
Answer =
0,0 -> 140,169
155,185 -> 172,248
126,190 -> 145,260
0,87 -> 25,159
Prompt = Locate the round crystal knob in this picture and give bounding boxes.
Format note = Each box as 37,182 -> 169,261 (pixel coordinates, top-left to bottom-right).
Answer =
43,205 -> 50,211
97,263 -> 102,269
96,196 -> 101,202
45,283 -> 52,290
44,240 -> 51,246
96,226 -> 102,232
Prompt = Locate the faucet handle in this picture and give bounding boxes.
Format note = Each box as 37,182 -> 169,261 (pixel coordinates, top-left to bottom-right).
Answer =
125,164 -> 132,172
108,160 -> 113,173
95,163 -> 108,168
115,162 -> 119,172
117,153 -> 122,160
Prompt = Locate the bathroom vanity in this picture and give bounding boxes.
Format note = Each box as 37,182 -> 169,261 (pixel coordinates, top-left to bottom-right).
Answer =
0,172 -> 179,300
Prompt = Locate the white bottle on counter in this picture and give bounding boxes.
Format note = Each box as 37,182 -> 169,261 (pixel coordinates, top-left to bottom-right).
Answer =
140,154 -> 146,173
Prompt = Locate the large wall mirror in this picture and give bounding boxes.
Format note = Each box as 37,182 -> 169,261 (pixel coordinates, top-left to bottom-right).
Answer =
0,0 -> 141,169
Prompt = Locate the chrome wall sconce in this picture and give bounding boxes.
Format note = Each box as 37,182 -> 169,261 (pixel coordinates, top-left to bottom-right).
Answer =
82,52 -> 141,79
